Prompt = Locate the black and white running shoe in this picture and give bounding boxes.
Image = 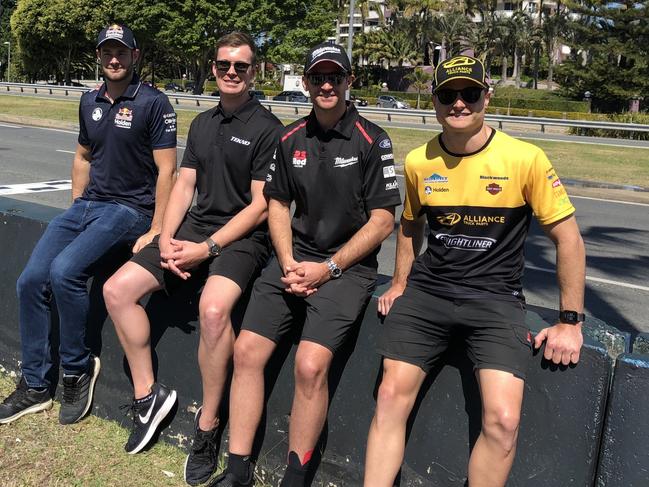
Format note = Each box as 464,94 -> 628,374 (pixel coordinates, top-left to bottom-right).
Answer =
0,377 -> 53,424
59,355 -> 101,425
123,382 -> 177,454
184,406 -> 221,485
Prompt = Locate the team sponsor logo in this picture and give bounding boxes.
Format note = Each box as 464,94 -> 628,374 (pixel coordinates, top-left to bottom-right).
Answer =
424,173 -> 448,183
114,107 -> 133,129
379,139 -> 392,149
425,186 -> 448,193
381,153 -> 394,161
292,150 -> 307,168
385,181 -> 399,191
163,112 -> 176,133
92,107 -> 103,121
425,186 -> 432,194
334,156 -> 358,168
435,233 -> 496,251
266,174 -> 273,182
480,175 -> 509,181
558,195 -> 570,206
106,24 -> 124,40
441,56 -> 476,76
383,165 -> 396,178
552,178 -> 562,188
547,173 -> 555,180
231,136 -> 251,146
310,45 -> 343,62
437,213 -> 461,226
269,163 -> 276,172
485,183 -> 502,195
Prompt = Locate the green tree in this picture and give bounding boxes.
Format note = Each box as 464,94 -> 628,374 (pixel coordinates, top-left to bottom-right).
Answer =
404,67 -> 432,108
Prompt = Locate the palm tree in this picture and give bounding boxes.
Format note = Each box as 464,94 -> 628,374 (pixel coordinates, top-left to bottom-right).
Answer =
405,67 -> 433,108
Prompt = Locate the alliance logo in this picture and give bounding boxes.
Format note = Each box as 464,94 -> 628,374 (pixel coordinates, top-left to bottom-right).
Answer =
292,150 -> 307,168
485,183 -> 502,195
435,233 -> 496,251
424,173 -> 448,183
437,213 -> 461,226
442,56 -> 476,69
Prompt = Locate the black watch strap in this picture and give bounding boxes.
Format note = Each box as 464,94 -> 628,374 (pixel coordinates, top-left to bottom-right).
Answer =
559,310 -> 585,325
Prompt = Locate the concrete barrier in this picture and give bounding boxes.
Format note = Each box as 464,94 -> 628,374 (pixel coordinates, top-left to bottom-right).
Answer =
0,197 -> 635,486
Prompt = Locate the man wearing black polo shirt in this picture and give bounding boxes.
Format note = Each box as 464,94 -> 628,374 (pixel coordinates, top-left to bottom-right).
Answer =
0,24 -> 177,427
103,32 -> 282,480
211,42 -> 401,487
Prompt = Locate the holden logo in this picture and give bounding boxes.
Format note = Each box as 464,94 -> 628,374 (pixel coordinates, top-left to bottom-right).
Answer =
92,107 -> 103,121
437,213 -> 461,226
486,183 -> 502,195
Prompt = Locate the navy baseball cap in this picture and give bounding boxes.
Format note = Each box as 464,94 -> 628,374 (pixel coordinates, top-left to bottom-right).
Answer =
96,24 -> 137,49
304,42 -> 352,74
433,55 -> 488,93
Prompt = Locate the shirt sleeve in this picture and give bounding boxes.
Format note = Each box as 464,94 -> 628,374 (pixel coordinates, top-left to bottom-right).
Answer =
78,101 -> 89,147
251,120 -> 283,181
148,93 -> 177,149
525,148 -> 575,225
362,132 -> 402,210
263,138 -> 292,203
180,117 -> 200,170
401,150 -> 422,221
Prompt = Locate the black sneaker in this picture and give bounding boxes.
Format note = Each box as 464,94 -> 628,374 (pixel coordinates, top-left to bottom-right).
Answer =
0,377 -> 53,424
124,382 -> 177,454
59,355 -> 101,425
184,406 -> 221,485
207,470 -> 253,487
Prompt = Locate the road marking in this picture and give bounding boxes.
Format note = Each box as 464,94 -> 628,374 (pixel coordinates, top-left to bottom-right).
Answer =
526,264 -> 649,292
0,180 -> 71,195
56,149 -> 76,154
0,123 -> 22,128
570,195 -> 649,207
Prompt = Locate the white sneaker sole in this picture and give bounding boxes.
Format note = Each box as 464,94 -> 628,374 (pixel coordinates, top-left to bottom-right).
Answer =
128,389 -> 177,454
0,398 -> 53,424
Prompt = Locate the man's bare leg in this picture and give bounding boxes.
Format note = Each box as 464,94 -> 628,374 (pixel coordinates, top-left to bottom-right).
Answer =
468,369 -> 525,487
364,359 -> 427,487
103,262 -> 161,398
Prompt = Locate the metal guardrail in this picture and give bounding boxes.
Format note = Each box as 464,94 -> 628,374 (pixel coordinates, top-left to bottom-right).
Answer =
2,81 -> 649,134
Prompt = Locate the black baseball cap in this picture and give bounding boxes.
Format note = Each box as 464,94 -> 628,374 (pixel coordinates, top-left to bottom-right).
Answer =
96,24 -> 137,50
304,42 -> 352,74
432,55 -> 488,93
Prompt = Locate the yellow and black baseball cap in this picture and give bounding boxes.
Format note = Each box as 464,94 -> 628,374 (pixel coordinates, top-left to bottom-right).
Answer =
432,55 -> 488,93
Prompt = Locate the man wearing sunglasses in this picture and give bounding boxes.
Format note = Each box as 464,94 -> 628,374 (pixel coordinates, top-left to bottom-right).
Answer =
102,32 -> 282,483
365,55 -> 585,487
211,42 -> 401,487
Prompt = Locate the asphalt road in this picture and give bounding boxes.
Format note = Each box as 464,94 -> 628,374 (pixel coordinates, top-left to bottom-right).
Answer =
1,122 -> 648,337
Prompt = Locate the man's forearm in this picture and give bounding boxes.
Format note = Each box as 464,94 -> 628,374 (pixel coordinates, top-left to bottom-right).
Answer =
149,166 -> 176,234
556,232 -> 586,313
268,199 -> 294,269
71,154 -> 90,200
390,216 -> 424,288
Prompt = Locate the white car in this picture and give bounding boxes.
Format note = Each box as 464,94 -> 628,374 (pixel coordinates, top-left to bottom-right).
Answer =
376,95 -> 410,109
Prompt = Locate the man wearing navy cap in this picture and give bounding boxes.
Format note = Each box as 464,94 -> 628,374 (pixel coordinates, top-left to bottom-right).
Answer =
0,23 -> 177,426
364,55 -> 585,487
210,41 -> 401,487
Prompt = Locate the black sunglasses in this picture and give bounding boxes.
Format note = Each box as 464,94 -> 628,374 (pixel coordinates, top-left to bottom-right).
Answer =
307,72 -> 347,86
435,86 -> 485,105
214,60 -> 251,74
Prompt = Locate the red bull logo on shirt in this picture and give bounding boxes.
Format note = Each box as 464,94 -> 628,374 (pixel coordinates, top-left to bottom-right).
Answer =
114,107 -> 133,129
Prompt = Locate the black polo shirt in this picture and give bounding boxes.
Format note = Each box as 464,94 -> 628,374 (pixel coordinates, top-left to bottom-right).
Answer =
264,103 -> 401,273
78,74 -> 177,217
181,96 -> 283,231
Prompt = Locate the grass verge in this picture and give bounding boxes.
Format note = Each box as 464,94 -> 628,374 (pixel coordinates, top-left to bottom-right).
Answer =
2,94 -> 648,188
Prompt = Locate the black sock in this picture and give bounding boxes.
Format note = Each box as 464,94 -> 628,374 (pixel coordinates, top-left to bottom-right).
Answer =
279,451 -> 310,487
228,452 -> 251,481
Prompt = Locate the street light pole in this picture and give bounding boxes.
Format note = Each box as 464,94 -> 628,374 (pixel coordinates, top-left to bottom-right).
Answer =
3,41 -> 10,83
346,0 -> 355,101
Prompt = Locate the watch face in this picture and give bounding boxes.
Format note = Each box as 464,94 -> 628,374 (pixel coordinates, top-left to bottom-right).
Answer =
331,267 -> 342,278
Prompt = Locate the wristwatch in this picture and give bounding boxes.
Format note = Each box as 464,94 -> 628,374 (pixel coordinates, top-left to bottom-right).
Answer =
325,258 -> 342,279
205,237 -> 221,257
559,310 -> 585,325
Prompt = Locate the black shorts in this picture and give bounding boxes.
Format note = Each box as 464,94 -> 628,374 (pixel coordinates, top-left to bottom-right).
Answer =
242,257 -> 376,354
378,287 -> 532,379
131,219 -> 270,293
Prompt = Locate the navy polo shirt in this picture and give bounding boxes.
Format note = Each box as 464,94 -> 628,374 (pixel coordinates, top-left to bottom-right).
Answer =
78,74 -> 177,217
181,96 -> 283,230
264,103 -> 401,274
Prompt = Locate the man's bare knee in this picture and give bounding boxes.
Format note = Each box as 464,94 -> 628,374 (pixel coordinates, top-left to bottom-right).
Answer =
294,355 -> 328,394
482,406 -> 521,454
199,303 -> 231,344
233,335 -> 265,371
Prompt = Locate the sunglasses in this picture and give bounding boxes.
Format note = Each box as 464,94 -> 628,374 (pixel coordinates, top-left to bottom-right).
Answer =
214,60 -> 251,74
435,86 -> 485,105
307,73 -> 347,86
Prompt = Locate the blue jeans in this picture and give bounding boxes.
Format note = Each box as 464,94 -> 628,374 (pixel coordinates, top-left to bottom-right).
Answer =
16,198 -> 151,388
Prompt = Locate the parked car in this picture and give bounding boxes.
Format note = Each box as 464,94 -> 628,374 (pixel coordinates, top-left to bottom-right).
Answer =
350,94 -> 368,107
164,82 -> 184,92
273,91 -> 308,103
184,82 -> 196,93
249,90 -> 266,100
376,95 -> 410,109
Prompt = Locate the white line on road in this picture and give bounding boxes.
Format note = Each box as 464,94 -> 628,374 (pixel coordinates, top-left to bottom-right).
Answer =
0,180 -> 72,195
0,123 -> 22,128
56,149 -> 76,154
570,195 -> 649,207
526,264 -> 649,292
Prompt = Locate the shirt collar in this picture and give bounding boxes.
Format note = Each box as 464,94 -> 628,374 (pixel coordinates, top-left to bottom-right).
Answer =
306,102 -> 358,139
213,95 -> 260,123
96,73 -> 141,102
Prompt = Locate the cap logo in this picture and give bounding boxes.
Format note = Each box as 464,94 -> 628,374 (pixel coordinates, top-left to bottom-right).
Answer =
442,56 -> 475,69
311,46 -> 342,61
106,24 -> 124,40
